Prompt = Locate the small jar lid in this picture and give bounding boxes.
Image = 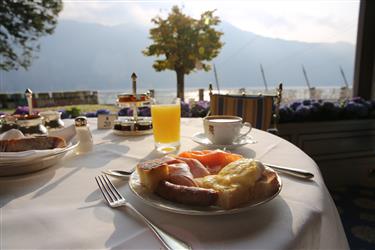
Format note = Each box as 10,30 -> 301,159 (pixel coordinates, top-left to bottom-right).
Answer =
137,120 -> 152,126
117,93 -> 150,103
75,116 -> 88,127
120,120 -> 135,126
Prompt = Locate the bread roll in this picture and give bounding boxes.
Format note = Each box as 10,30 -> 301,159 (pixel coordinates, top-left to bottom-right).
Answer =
0,136 -> 66,152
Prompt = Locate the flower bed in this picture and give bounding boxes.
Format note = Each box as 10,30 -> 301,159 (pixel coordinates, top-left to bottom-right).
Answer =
1,100 -> 211,119
279,97 -> 375,123
92,100 -> 210,118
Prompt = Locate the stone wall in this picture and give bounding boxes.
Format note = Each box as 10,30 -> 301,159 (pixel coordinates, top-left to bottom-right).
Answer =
0,91 -> 98,109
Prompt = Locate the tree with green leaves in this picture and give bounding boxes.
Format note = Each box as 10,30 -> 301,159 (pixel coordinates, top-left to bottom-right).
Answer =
0,0 -> 63,71
143,6 -> 223,100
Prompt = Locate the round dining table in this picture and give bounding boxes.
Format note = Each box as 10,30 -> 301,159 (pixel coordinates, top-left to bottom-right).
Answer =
0,118 -> 348,249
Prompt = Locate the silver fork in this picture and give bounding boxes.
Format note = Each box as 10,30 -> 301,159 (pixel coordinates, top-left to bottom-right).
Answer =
95,175 -> 191,250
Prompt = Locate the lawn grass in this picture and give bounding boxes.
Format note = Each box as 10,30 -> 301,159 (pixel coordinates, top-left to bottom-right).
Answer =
0,104 -> 119,114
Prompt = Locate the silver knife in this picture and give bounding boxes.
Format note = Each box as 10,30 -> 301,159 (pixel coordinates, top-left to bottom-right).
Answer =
264,163 -> 314,179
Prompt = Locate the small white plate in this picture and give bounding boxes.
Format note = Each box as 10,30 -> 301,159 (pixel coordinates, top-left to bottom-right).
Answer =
191,132 -> 257,149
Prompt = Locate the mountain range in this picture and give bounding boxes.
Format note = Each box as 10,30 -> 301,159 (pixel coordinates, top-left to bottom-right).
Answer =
1,20 -> 355,93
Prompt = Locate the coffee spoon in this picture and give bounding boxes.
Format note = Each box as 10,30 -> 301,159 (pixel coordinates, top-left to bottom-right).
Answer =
102,169 -> 133,178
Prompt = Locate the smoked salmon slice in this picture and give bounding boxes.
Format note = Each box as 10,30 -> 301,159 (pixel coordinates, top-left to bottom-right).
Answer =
178,150 -> 242,174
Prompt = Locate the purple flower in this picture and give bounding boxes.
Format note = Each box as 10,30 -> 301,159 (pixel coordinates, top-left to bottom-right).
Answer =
322,101 -> 335,110
180,101 -> 191,117
344,101 -> 368,118
302,99 -> 312,106
126,108 -> 134,116
13,106 -> 39,116
294,105 -> 311,121
85,112 -> 97,118
311,101 -> 322,109
118,108 -> 129,116
96,109 -> 110,116
281,97 -> 375,123
279,105 -> 293,122
191,100 -> 209,117
14,106 -> 30,115
196,100 -> 210,110
289,101 -> 302,111
352,96 -> 366,104
59,109 -> 70,119
139,107 -> 151,117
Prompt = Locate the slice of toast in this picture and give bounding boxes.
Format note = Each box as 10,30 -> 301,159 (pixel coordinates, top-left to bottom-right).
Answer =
136,159 -> 169,192
195,160 -> 280,209
249,168 -> 280,202
195,175 -> 250,209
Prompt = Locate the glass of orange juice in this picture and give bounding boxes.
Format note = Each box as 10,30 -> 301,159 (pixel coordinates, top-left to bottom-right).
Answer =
151,97 -> 181,153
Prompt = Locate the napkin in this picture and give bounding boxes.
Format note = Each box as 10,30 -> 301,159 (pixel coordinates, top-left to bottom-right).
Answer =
0,129 -> 25,140
48,125 -> 77,144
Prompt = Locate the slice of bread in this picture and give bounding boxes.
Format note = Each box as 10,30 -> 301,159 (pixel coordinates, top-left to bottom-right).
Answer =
136,159 -> 169,192
214,184 -> 249,210
195,159 -> 280,209
195,176 -> 250,209
249,168 -> 280,202
0,136 -> 66,152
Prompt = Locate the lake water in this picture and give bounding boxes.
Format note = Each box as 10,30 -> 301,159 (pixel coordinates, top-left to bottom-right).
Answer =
98,86 -> 352,104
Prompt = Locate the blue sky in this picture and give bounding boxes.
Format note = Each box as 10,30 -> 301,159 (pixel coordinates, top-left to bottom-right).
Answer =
61,0 -> 359,44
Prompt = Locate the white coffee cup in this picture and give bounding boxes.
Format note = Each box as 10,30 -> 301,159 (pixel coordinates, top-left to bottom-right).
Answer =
203,115 -> 252,145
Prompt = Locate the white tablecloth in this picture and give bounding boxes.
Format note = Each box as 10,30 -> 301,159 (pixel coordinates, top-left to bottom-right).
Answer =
0,118 -> 348,249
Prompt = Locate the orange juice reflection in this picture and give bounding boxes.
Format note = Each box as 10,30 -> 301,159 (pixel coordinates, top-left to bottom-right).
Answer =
151,103 -> 181,144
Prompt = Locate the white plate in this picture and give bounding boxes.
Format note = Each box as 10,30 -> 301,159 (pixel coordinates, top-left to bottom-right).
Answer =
0,140 -> 78,162
0,141 -> 78,176
191,132 -> 257,149
128,171 -> 282,216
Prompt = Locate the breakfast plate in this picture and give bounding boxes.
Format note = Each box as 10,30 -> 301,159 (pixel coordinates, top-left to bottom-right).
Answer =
191,132 -> 257,149
128,170 -> 282,216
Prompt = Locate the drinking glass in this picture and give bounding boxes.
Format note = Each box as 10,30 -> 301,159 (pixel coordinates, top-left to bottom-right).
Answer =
151,97 -> 181,153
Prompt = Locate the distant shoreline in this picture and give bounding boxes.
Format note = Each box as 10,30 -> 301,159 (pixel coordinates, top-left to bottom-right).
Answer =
1,86 -> 352,106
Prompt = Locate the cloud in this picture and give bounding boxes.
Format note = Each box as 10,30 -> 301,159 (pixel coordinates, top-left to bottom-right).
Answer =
60,0 -> 359,44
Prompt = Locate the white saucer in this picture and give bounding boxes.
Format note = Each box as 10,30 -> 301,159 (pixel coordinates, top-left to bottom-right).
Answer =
191,132 -> 257,149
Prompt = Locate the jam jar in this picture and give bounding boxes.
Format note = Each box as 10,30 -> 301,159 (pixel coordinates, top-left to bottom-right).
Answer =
134,118 -> 152,131
15,114 -> 48,136
0,115 -> 19,133
40,111 -> 64,130
113,120 -> 134,131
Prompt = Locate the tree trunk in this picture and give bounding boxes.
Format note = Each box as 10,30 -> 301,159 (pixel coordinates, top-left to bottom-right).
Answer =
176,69 -> 185,101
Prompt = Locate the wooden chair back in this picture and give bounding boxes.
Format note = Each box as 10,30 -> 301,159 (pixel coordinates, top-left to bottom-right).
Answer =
209,83 -> 283,131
